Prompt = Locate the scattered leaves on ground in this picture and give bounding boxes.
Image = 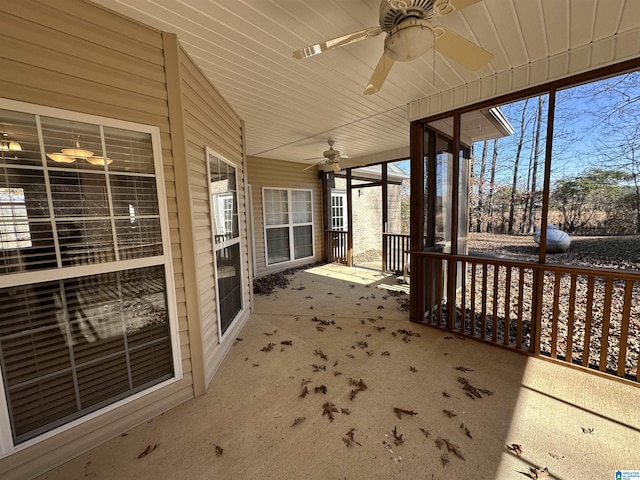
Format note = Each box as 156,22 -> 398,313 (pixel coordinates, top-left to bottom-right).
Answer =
311,364 -> 326,372
341,408 -> 351,415
280,340 -> 293,346
292,417 -> 305,426
394,407 -> 418,419
548,452 -> 565,460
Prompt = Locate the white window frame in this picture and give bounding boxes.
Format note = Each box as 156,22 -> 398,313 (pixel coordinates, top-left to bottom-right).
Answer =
0,187 -> 32,249
205,147 -> 246,342
262,187 -> 314,266
330,191 -> 347,231
0,98 -> 181,455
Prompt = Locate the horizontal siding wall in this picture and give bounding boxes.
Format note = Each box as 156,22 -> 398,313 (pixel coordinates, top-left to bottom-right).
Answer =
247,156 -> 323,277
0,1 -> 193,478
179,46 -> 250,387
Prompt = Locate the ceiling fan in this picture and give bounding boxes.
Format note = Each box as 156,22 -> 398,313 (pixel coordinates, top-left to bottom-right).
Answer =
303,140 -> 346,172
293,0 -> 493,95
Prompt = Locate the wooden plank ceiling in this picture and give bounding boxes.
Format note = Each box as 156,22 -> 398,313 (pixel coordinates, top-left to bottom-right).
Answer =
93,0 -> 640,166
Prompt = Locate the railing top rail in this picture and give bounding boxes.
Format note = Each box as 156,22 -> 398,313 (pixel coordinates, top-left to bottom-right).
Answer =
409,250 -> 640,281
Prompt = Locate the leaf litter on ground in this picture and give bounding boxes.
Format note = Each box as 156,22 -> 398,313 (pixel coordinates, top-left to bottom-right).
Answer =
394,407 -> 418,419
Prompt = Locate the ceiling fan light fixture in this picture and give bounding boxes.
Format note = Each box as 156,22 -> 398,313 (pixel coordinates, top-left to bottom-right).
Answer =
61,147 -> 94,158
85,156 -> 113,166
384,18 -> 434,62
46,152 -> 77,163
1,134 -> 22,152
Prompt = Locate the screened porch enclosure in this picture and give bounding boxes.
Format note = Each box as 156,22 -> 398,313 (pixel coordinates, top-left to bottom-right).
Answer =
408,66 -> 640,384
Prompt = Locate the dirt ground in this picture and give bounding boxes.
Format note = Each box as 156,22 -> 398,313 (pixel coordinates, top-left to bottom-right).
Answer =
467,232 -> 640,271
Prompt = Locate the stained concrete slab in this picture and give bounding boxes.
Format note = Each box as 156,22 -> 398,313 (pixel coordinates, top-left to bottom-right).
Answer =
35,264 -> 640,480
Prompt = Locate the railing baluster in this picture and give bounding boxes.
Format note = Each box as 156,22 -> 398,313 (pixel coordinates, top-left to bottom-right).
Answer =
618,280 -> 633,378
599,278 -> 614,372
470,263 -> 477,337
481,264 -> 488,339
504,267 -> 512,346
492,265 -> 499,343
551,271 -> 561,359
567,273 -> 577,365
460,260 -> 467,334
516,267 -> 524,350
582,276 -> 595,368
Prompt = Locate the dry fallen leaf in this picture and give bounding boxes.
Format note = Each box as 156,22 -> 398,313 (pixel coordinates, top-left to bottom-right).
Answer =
455,366 -> 474,372
443,409 -> 457,418
440,453 -> 450,467
520,466 -> 550,479
137,443 -> 159,459
280,340 -> 293,346
394,407 -> 418,419
214,445 -> 223,457
292,417 -> 306,426
311,364 -> 326,372
548,452 -> 565,460
507,443 -> 523,456
314,385 -> 327,394
343,428 -> 362,447
581,426 -> 594,434
442,391 -> 451,398
381,351 -> 391,356
458,376 -> 494,399
301,378 -> 312,386
300,386 -> 309,398
322,402 -> 339,422
341,408 -> 351,415
419,427 -> 430,438
459,423 -> 472,438
314,348 -> 328,360
260,343 -> 276,352
391,426 -> 404,446
439,437 -> 465,460
409,366 -> 418,373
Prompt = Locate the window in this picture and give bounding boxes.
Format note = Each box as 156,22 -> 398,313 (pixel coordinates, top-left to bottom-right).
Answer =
207,149 -> 243,338
263,188 -> 313,265
0,101 -> 178,449
331,192 -> 346,231
0,187 -> 32,249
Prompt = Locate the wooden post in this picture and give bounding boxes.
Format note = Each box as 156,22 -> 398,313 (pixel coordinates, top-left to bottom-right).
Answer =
382,163 -> 388,272
346,169 -> 353,267
410,122 -> 425,323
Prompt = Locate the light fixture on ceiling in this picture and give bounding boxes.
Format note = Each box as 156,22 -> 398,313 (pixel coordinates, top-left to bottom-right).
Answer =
384,18 -> 435,62
46,138 -> 112,165
0,133 -> 22,152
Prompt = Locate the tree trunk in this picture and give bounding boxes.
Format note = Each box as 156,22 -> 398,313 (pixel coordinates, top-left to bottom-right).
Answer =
476,141 -> 488,232
527,97 -> 545,233
509,98 -> 530,235
486,139 -> 499,233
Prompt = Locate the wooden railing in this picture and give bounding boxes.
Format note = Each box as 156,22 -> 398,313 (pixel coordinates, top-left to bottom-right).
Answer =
411,250 -> 640,382
382,233 -> 410,273
325,230 -> 348,264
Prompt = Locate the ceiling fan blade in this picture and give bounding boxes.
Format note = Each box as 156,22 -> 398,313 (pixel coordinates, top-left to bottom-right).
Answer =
433,26 -> 492,71
293,27 -> 382,60
364,54 -> 395,95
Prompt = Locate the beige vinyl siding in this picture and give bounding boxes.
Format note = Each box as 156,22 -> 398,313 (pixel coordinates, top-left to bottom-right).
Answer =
0,1 -> 193,478
247,156 -> 323,277
179,46 -> 251,387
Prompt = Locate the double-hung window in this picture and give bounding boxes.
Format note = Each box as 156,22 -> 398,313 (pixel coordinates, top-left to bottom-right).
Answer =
0,100 -> 179,450
263,188 -> 313,265
207,149 -> 243,338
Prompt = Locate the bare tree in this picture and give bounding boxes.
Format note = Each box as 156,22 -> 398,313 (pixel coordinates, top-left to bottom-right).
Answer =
486,139 -> 499,233
475,140 -> 488,232
508,98 -> 530,234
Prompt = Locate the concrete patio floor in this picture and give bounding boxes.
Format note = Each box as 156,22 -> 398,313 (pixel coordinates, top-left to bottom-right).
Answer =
37,264 -> 640,480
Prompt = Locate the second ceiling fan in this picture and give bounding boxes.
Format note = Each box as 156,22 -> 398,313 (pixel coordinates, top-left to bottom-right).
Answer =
293,0 -> 493,95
